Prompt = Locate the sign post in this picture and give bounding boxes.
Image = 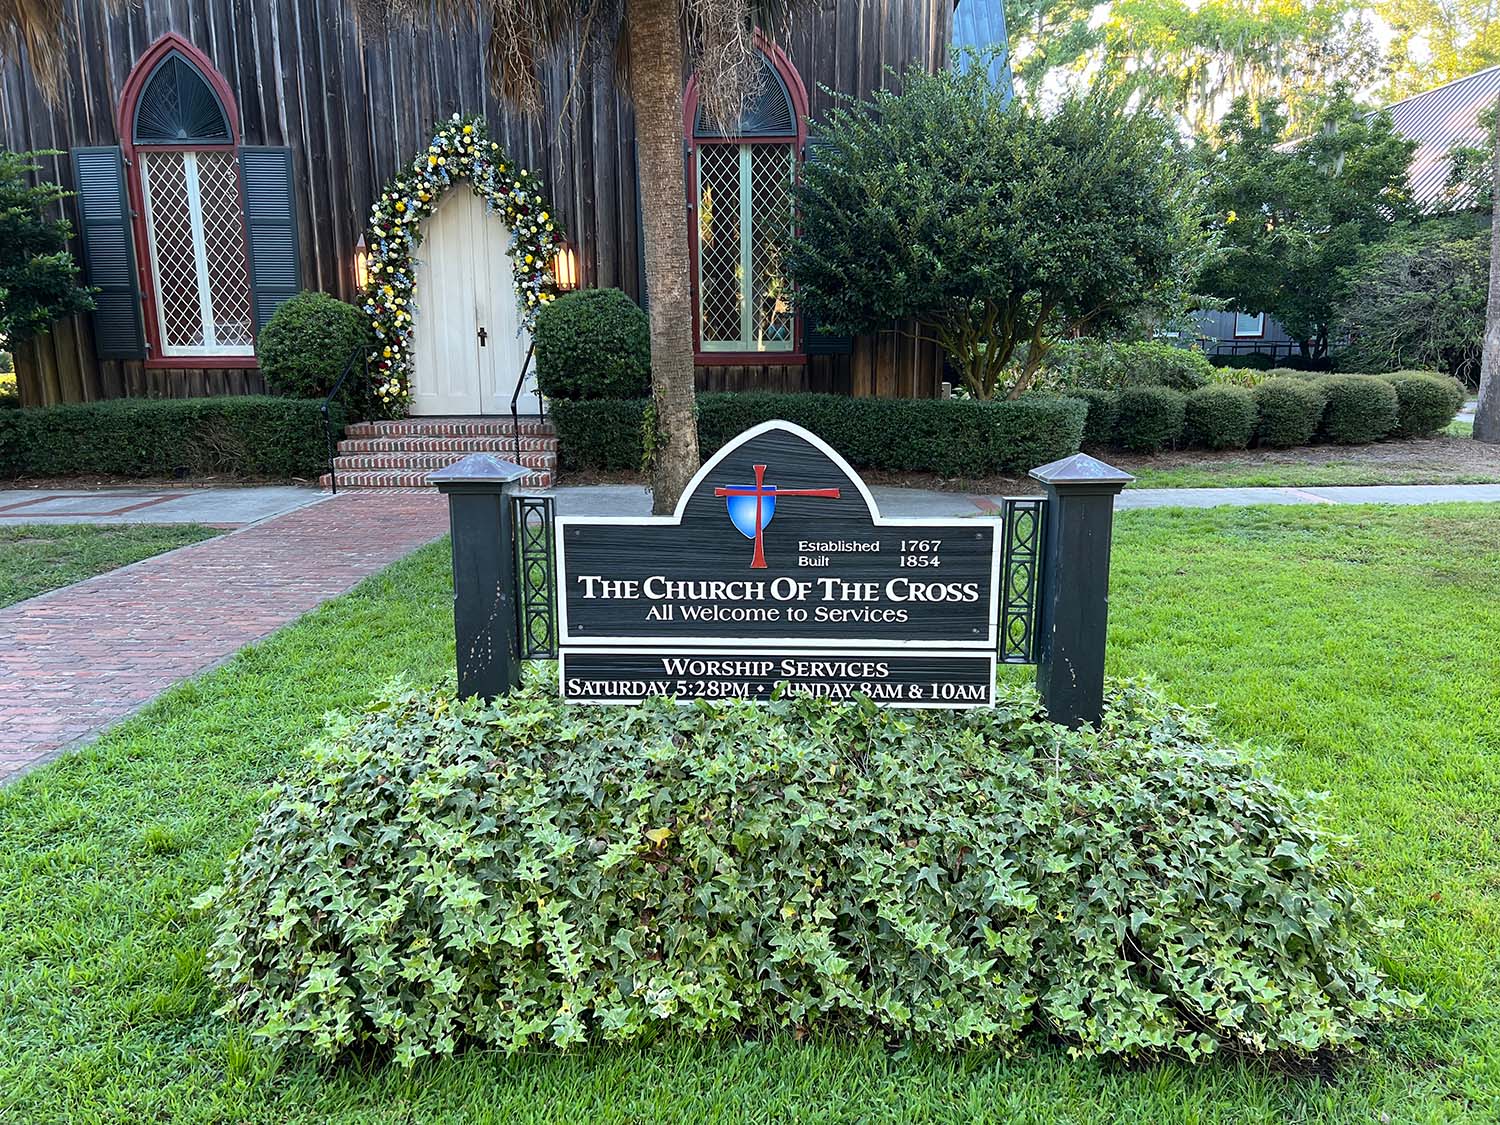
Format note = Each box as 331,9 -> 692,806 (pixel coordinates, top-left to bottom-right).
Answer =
1029,453 -> 1134,728
556,421 -> 1001,708
428,453 -> 530,701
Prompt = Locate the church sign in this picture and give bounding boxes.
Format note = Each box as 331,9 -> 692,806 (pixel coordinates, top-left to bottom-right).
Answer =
556,421 -> 1000,707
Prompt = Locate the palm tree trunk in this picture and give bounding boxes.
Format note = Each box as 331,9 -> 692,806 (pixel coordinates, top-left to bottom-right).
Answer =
1476,92 -> 1500,443
627,0 -> 701,510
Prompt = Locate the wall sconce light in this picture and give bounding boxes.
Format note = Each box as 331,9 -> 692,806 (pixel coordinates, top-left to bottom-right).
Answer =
551,242 -> 580,292
353,233 -> 370,291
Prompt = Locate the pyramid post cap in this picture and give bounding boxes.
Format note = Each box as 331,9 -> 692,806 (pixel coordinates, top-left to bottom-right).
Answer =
1028,452 -> 1135,488
427,453 -> 531,491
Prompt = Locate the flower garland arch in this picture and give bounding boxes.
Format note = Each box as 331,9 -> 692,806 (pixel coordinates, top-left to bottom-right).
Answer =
362,113 -> 565,412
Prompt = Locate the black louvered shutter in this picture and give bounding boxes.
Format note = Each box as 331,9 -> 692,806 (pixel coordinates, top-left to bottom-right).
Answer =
238,146 -> 301,334
70,147 -> 147,360
798,136 -> 852,356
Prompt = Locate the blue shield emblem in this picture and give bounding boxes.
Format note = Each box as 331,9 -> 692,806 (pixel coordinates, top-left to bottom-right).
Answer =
725,488 -> 775,539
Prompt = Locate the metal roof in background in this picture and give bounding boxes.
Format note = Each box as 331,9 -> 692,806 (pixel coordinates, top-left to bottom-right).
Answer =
952,0 -> 1014,102
1384,65 -> 1500,211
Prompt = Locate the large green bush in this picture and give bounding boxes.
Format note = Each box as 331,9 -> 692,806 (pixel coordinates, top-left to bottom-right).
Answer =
1072,387 -> 1119,446
257,291 -> 371,402
1113,385 -> 1186,452
1184,384 -> 1257,449
1379,371 -> 1465,438
1252,379 -> 1326,448
0,397 -> 337,479
1319,375 -> 1399,444
534,288 -> 651,401
1046,339 -> 1212,393
553,394 -> 1086,479
200,676 -> 1413,1065
1211,352 -> 1275,371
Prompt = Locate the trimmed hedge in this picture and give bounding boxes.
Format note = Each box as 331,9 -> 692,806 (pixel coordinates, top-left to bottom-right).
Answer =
1045,339 -> 1212,393
0,396 -> 338,479
1073,387 -> 1119,446
1114,385 -> 1185,452
1380,371 -> 1466,438
1319,375 -> 1399,444
553,393 -> 1086,478
550,397 -> 649,471
1252,379 -> 1326,448
534,288 -> 651,400
1184,384 -> 1257,450
695,393 -> 1086,477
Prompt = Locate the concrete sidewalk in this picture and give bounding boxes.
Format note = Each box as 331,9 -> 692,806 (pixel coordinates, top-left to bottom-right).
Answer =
552,481 -> 1500,518
0,485 -> 322,527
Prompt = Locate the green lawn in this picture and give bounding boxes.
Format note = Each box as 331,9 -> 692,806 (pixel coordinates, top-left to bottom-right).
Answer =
1,505 -> 1497,1123
0,523 -> 220,608
1127,455 -> 1499,489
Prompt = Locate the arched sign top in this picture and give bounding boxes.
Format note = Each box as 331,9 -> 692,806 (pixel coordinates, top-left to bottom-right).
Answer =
556,420 -> 1004,708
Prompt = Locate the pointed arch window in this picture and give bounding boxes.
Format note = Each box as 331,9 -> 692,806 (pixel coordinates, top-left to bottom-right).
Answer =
686,43 -> 809,358
122,41 -> 255,359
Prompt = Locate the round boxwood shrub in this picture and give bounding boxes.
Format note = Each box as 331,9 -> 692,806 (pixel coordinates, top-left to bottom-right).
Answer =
1252,379 -> 1326,448
534,288 -> 650,400
199,676 -> 1413,1065
1380,371 -> 1466,438
1072,387 -> 1119,446
1113,385 -> 1186,452
1184,384 -> 1256,449
1319,374 -> 1399,444
257,291 -> 371,400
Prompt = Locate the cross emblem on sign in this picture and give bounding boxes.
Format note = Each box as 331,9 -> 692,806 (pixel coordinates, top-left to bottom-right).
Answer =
714,463 -> 842,569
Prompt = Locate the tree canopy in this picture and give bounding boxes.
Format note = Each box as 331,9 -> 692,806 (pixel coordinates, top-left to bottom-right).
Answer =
0,148 -> 94,346
785,65 -> 1206,399
1194,95 -> 1417,358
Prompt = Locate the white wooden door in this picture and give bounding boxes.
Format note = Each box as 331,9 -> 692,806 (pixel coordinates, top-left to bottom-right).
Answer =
411,189 -> 539,416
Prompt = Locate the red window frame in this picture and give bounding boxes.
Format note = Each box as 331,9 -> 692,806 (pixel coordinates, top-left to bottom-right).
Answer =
116,33 -> 253,370
684,34 -> 811,366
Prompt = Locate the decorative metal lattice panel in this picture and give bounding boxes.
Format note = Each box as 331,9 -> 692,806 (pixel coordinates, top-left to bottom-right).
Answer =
141,152 -> 204,350
692,55 -> 796,138
512,494 -> 557,659
696,142 -> 795,351
999,497 -> 1046,664
139,150 -> 254,355
749,144 -> 794,348
194,152 -> 255,348
696,144 -> 743,345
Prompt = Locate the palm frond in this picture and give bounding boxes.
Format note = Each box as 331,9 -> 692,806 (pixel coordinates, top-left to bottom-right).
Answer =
1,0 -> 129,98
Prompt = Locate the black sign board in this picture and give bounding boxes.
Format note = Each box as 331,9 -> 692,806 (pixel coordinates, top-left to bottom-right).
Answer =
556,421 -> 1000,708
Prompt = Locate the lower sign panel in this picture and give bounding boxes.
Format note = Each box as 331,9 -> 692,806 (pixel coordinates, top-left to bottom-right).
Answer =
560,648 -> 996,708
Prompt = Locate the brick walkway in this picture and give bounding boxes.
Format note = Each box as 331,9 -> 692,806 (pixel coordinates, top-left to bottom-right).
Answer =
0,491 -> 448,784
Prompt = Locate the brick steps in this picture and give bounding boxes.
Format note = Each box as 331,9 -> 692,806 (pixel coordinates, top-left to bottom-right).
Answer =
338,435 -> 557,454
344,418 -> 552,438
325,416 -> 557,491
320,468 -> 553,490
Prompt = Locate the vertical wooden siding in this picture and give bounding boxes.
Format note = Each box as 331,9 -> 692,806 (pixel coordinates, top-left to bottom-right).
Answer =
0,0 -> 950,405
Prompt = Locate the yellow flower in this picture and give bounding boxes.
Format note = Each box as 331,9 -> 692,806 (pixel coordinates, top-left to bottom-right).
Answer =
463,124 -> 473,134
1226,209 -> 1238,223
540,211 -> 548,222
428,155 -> 438,166
382,347 -> 392,358
524,254 -> 533,265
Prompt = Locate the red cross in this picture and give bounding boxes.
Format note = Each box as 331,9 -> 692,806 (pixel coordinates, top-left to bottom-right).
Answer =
715,463 -> 841,569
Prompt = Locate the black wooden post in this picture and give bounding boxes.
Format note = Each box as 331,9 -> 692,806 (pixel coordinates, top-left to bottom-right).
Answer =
428,454 -> 531,701
1029,453 -> 1134,728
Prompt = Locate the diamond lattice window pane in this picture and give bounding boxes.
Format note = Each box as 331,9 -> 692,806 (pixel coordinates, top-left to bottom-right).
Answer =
697,145 -> 744,345
141,152 -> 205,350
749,144 -> 794,349
195,152 -> 255,348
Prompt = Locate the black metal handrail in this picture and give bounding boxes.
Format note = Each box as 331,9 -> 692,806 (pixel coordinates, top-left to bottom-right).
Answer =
508,342 -> 538,468
320,347 -> 368,495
